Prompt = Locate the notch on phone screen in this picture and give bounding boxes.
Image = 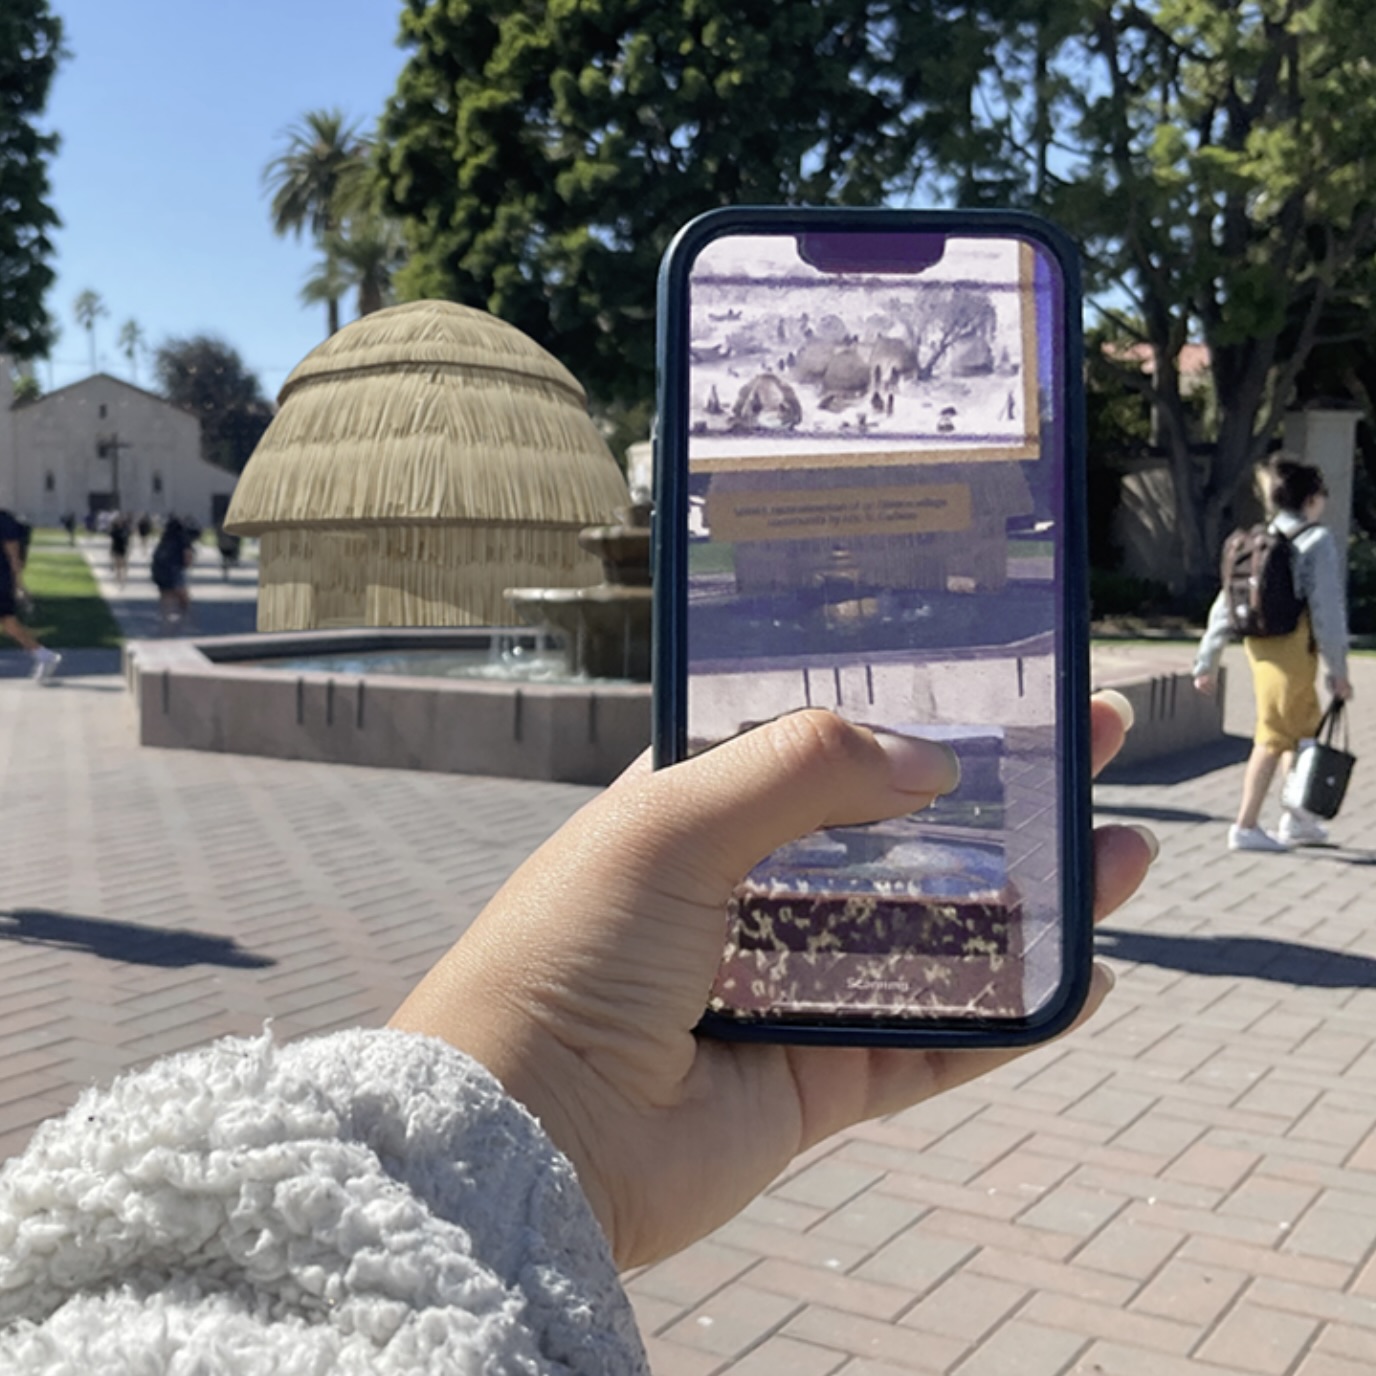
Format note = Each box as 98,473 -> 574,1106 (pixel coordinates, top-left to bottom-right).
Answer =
797,231 -> 947,276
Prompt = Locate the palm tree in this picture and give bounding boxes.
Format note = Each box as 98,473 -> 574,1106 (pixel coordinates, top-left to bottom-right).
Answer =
302,215 -> 406,323
118,319 -> 146,385
299,250 -> 351,327
73,290 -> 108,374
263,109 -> 372,336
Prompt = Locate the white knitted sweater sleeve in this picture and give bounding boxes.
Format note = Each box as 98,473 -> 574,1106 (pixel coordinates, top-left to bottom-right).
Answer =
0,1027 -> 649,1375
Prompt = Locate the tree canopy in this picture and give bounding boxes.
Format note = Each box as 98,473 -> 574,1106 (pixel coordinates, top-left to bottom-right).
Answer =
375,0 -> 1010,411
153,335 -> 274,474
0,0 -> 64,363
1016,0 -> 1376,588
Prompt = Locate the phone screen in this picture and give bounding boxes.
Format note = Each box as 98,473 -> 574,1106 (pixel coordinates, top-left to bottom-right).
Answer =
656,211 -> 1087,1038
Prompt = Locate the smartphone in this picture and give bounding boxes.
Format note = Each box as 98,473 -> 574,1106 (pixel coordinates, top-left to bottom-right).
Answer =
652,206 -> 1089,1048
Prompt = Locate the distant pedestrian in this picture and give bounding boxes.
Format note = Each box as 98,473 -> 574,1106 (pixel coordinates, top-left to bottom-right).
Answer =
0,509 -> 59,683
150,517 -> 194,633
1194,456 -> 1352,851
215,527 -> 241,582
135,513 -> 152,551
108,512 -> 131,588
59,512 -> 76,545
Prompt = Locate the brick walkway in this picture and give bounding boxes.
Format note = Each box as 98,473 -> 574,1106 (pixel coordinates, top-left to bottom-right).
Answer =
1,550 -> 1374,1373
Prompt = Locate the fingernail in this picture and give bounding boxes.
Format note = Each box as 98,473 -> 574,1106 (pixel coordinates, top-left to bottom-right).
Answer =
1094,688 -> 1135,732
1093,960 -> 1117,994
871,730 -> 961,796
1126,824 -> 1160,863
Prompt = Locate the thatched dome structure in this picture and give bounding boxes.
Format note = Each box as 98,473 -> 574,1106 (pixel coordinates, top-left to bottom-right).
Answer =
225,300 -> 630,631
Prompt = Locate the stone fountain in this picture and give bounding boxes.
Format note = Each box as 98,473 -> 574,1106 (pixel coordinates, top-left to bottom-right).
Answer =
505,498 -> 653,681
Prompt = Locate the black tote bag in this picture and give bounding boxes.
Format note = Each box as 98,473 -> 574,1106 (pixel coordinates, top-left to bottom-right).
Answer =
1281,700 -> 1356,820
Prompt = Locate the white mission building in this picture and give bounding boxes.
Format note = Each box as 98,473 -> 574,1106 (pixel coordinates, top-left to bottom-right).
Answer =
0,368 -> 238,527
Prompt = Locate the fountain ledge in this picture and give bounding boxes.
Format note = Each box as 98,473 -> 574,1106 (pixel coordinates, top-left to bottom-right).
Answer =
123,628 -> 651,786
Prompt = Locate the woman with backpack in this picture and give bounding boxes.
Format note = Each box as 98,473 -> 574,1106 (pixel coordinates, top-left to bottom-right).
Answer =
1193,456 -> 1352,852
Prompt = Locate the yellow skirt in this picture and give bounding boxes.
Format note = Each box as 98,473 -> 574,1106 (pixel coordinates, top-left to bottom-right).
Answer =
1245,612 -> 1321,753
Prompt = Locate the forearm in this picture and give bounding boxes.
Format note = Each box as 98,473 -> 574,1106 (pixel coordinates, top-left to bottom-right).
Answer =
1305,541 -> 1350,681
1192,591 -> 1232,676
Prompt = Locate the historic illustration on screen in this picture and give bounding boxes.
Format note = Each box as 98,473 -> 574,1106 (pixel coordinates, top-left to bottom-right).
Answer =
686,233 -> 1042,469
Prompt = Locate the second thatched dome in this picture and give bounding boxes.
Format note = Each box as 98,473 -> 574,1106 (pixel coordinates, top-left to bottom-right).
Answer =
225,299 -> 631,631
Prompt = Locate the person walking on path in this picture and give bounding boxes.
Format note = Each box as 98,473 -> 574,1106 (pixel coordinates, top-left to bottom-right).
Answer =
1194,456 -> 1352,851
0,509 -> 59,683
150,517 -> 194,633
108,512 -> 131,589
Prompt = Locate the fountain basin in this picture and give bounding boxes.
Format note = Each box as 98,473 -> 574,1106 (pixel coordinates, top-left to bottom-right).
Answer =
124,628 -> 651,785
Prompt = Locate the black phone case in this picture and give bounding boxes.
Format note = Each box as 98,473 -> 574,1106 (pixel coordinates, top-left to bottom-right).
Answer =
652,205 -> 1091,1049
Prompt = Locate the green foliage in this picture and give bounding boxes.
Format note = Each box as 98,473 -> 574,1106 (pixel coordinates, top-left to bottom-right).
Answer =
264,110 -> 377,335
375,0 -> 1014,410
153,336 -> 273,474
0,0 -> 63,362
1029,0 -> 1376,588
264,110 -> 372,242
302,213 -> 407,320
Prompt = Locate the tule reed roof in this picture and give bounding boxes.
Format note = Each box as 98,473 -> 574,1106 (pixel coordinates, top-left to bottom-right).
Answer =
225,300 -> 629,536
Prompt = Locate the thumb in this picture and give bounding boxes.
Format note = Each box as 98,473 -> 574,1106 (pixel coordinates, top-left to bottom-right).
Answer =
623,710 -> 961,909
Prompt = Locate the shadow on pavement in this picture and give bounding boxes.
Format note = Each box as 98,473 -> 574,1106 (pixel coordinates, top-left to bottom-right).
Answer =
1097,928 -> 1376,987
1095,803 -> 1220,824
1098,735 -> 1252,786
0,908 -> 276,969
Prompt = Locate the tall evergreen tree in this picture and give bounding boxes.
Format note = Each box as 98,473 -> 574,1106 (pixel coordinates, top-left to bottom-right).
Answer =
375,0 -> 1005,411
0,0 -> 64,362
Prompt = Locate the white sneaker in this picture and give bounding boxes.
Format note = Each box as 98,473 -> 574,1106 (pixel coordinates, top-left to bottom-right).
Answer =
1278,810 -> 1329,846
1227,824 -> 1290,853
30,648 -> 60,685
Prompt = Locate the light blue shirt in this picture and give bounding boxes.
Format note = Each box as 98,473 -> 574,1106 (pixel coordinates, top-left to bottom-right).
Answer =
1193,510 -> 1350,682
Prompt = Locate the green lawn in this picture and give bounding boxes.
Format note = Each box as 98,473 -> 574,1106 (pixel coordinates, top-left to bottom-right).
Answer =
17,529 -> 123,650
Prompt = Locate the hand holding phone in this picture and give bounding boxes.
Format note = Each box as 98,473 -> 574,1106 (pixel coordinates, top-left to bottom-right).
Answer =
654,207 -> 1090,1047
393,698 -> 1151,1268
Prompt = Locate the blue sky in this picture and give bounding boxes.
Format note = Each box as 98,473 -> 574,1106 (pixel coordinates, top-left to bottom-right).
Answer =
40,0 -> 410,400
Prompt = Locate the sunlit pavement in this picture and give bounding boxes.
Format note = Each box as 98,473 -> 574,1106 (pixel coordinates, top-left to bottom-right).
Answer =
1,565 -> 1375,1373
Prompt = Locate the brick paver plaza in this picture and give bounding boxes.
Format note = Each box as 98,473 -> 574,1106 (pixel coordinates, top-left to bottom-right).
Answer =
2,537 -> 1375,1374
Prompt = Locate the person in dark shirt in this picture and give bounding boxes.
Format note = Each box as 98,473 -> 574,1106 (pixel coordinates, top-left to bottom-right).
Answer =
0,511 -> 59,682
109,512 -> 132,588
151,517 -> 194,632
